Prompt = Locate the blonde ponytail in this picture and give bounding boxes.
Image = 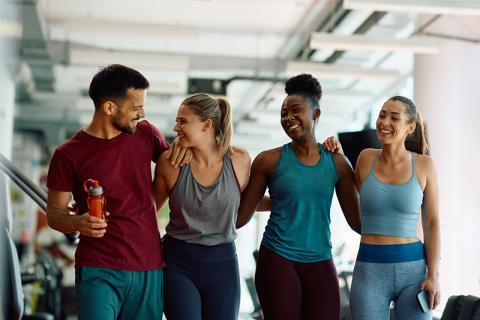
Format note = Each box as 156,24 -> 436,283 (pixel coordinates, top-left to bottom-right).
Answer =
181,93 -> 233,155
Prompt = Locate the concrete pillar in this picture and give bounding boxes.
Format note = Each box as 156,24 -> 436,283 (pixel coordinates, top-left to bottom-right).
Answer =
0,64 -> 15,160
0,2 -> 20,160
415,39 -> 480,299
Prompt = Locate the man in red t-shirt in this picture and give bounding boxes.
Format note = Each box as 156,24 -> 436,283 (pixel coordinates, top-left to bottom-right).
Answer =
46,64 -> 186,319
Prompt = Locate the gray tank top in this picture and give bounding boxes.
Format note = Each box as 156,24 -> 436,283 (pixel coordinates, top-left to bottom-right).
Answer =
166,154 -> 240,245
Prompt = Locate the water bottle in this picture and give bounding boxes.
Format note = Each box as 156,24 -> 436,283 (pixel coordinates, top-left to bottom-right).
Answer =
83,179 -> 106,219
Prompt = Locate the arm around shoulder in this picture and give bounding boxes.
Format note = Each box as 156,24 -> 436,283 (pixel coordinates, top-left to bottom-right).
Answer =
333,152 -> 361,234
153,152 -> 180,209
236,149 -> 278,228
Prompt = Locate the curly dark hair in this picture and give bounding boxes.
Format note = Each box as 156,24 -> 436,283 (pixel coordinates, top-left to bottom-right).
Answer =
284,74 -> 322,109
285,73 -> 322,103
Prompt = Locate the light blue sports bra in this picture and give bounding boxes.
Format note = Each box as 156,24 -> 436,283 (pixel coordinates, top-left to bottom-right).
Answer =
359,151 -> 423,238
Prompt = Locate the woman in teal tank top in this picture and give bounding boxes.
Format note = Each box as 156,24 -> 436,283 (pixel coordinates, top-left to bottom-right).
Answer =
237,74 -> 361,320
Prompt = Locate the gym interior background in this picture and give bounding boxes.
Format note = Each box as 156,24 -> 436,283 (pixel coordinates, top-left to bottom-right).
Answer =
1,0 -> 479,319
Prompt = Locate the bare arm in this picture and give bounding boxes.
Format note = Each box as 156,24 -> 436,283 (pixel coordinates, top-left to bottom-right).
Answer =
333,153 -> 361,234
236,151 -> 275,228
420,156 -> 441,309
256,195 -> 271,211
153,153 -> 179,209
47,189 -> 107,237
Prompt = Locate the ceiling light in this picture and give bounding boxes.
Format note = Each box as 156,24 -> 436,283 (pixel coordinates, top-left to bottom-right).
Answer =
343,0 -> 480,16
61,20 -> 199,38
310,33 -> 440,54
70,49 -> 189,71
0,20 -> 22,38
286,61 -> 400,80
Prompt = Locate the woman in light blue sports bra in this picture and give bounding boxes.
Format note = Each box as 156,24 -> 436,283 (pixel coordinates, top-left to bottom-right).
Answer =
350,96 -> 441,320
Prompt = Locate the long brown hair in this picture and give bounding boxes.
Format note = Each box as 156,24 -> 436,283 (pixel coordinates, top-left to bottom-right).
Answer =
388,96 -> 428,155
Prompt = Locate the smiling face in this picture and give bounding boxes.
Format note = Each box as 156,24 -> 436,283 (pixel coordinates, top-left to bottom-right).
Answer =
376,99 -> 416,146
280,95 -> 320,142
111,88 -> 146,134
173,104 -> 210,148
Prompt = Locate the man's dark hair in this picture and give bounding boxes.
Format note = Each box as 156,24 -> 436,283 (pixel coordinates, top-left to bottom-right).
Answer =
88,64 -> 150,109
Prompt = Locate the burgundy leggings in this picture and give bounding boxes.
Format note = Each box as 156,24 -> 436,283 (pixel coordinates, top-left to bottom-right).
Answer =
255,245 -> 340,320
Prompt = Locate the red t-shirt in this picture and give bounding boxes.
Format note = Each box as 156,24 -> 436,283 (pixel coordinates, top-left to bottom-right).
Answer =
47,120 -> 169,271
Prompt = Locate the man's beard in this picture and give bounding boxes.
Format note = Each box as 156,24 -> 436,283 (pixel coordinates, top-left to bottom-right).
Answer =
113,119 -> 137,134
120,125 -> 136,134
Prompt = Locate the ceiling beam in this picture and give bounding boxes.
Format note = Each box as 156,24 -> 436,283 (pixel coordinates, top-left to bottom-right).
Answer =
343,0 -> 480,16
310,32 -> 440,54
286,61 -> 400,80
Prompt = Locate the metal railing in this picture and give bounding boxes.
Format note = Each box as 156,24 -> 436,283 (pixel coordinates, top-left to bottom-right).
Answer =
0,152 -> 47,211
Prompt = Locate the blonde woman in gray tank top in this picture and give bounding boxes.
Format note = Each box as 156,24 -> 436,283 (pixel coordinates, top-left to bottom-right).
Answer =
153,93 -> 251,320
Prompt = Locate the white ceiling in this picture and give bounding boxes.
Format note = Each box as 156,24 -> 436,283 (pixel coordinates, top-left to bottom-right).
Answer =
9,0 -> 480,154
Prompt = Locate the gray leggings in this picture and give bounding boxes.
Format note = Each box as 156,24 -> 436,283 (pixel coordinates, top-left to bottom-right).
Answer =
350,259 -> 432,320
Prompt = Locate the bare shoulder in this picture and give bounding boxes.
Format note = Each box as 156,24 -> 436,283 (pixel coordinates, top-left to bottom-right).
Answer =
356,148 -> 378,167
255,147 -> 282,164
358,148 -> 378,161
230,146 -> 252,180
415,153 -> 436,174
251,146 -> 282,174
230,146 -> 251,165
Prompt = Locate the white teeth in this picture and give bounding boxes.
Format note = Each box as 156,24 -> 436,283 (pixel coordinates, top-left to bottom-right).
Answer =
289,124 -> 299,130
380,129 -> 391,134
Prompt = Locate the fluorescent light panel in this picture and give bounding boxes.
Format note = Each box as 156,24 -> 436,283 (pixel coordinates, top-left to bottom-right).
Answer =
62,19 -> 199,38
310,33 -> 440,54
0,20 -> 22,38
70,49 -> 189,71
286,61 -> 400,80
343,0 -> 480,16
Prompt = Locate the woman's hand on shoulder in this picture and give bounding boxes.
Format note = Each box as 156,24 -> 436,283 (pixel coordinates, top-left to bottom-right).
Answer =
164,138 -> 193,168
322,136 -> 343,154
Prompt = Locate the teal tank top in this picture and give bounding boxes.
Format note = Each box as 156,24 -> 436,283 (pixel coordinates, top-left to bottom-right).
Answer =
359,151 -> 423,238
261,143 -> 340,262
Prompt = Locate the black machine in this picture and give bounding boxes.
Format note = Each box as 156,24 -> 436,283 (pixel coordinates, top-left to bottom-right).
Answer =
338,129 -> 381,168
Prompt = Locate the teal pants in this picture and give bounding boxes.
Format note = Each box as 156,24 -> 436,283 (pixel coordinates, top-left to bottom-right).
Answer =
75,266 -> 163,320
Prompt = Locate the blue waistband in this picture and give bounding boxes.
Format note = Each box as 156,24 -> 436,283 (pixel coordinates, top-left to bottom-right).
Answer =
357,241 -> 425,263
